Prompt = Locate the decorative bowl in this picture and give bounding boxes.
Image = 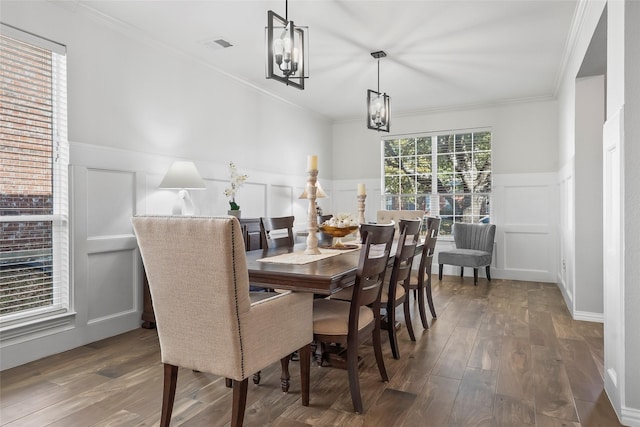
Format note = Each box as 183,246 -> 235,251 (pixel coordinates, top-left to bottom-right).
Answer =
319,225 -> 359,238
319,225 -> 359,248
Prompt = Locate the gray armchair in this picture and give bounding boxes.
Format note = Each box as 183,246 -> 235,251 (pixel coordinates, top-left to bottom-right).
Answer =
438,223 -> 496,286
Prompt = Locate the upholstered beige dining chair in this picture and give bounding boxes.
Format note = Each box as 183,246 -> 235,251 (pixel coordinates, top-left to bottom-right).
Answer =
132,216 -> 313,427
376,210 -> 425,231
313,222 -> 395,414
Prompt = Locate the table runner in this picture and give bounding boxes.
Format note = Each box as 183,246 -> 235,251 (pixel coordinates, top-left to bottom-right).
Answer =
257,246 -> 359,265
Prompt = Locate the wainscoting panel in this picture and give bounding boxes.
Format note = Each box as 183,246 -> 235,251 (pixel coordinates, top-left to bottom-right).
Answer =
75,166 -> 142,342
87,250 -> 136,322
268,184 -> 295,218
86,169 -> 136,237
503,230 -> 549,272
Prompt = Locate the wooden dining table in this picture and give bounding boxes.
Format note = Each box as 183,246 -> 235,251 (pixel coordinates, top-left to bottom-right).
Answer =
245,243 -> 363,295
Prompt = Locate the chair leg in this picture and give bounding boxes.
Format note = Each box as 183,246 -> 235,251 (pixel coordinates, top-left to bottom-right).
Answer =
417,280 -> 429,329
372,314 -> 389,382
438,264 -> 443,280
252,371 -> 261,385
280,355 -> 291,392
460,266 -> 464,277
299,344 -> 311,406
231,378 -> 249,427
387,301 -> 400,359
160,364 -> 178,427
347,337 -> 364,413
426,272 -> 437,319
403,295 -> 416,341
486,265 -> 491,281
473,268 -> 478,286
225,378 -> 232,388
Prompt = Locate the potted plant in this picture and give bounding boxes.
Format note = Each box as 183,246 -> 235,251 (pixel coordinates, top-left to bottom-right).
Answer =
224,162 -> 248,217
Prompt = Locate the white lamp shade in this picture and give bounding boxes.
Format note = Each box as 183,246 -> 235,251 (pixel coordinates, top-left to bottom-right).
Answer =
159,161 -> 206,189
299,180 -> 328,199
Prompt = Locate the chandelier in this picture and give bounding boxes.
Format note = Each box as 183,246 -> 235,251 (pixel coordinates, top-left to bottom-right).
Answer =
266,0 -> 308,90
367,51 -> 390,132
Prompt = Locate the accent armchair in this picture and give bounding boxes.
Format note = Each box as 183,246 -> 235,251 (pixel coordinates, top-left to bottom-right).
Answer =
132,216 -> 313,427
438,222 -> 496,286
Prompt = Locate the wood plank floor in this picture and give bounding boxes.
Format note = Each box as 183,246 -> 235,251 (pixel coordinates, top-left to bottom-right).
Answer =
0,276 -> 625,426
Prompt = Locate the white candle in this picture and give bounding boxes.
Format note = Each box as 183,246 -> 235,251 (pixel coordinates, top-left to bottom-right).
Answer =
357,183 -> 366,195
307,155 -> 318,171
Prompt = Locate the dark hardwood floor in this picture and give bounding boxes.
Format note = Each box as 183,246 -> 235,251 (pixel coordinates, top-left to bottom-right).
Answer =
0,276 -> 624,426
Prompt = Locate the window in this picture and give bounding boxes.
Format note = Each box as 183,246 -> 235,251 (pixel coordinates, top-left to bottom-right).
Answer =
382,130 -> 491,235
0,24 -> 69,327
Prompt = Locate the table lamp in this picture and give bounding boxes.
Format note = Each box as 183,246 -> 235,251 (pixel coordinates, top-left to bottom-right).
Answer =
159,161 -> 206,215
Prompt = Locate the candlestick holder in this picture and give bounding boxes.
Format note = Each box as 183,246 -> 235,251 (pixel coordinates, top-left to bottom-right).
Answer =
305,169 -> 321,255
356,194 -> 366,241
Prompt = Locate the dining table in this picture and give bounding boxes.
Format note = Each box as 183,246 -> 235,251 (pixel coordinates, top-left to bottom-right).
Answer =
246,242 -> 362,295
246,238 -> 424,392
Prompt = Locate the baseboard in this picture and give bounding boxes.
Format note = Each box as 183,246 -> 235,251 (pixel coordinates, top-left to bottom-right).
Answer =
622,406 -> 640,427
573,310 -> 604,323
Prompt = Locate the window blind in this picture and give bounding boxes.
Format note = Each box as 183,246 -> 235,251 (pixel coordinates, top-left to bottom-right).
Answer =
0,24 -> 69,321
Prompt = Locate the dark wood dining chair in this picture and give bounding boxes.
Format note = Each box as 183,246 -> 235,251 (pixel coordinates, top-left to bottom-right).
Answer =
408,216 -> 441,328
312,222 -> 395,413
380,218 -> 422,359
259,216 -> 295,249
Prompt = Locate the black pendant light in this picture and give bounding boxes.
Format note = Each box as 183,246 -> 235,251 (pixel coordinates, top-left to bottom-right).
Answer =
367,51 -> 390,132
266,0 -> 308,90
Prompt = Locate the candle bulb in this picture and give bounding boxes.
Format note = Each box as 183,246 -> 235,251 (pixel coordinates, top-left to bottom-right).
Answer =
357,183 -> 366,195
307,155 -> 318,171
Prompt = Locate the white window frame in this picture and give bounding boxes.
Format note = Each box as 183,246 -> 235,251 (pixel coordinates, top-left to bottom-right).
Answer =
380,128 -> 492,236
0,24 -> 72,340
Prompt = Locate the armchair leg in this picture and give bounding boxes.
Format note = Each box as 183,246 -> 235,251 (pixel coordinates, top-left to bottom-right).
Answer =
473,268 -> 478,286
486,266 -> 491,281
160,364 -> 178,427
231,378 -> 249,427
299,344 -> 311,406
438,264 -> 443,280
460,266 -> 464,277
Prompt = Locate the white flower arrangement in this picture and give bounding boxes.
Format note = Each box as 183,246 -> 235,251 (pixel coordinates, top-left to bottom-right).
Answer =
223,162 -> 248,210
322,212 -> 359,228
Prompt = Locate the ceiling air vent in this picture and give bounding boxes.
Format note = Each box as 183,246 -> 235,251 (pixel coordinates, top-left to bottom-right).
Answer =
202,38 -> 233,50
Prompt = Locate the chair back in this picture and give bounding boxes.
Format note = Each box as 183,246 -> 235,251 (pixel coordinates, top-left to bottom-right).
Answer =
453,223 -> 496,253
376,210 -> 425,231
131,216 -> 251,377
260,216 -> 295,249
418,217 -> 441,272
354,223 -> 396,310
387,219 -> 422,297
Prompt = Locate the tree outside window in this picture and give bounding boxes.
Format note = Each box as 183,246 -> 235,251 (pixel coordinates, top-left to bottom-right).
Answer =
382,130 -> 491,236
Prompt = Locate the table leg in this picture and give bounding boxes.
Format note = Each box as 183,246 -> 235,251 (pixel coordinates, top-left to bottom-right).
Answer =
280,355 -> 291,392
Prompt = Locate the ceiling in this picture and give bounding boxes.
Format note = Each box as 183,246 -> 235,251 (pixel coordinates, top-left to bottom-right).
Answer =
76,0 -> 579,122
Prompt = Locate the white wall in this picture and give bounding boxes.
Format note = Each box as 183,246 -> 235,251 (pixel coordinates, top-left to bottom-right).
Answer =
557,0 -> 640,424
0,0 -> 332,370
602,0 -> 640,420
574,75 -> 604,318
331,101 -> 559,283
